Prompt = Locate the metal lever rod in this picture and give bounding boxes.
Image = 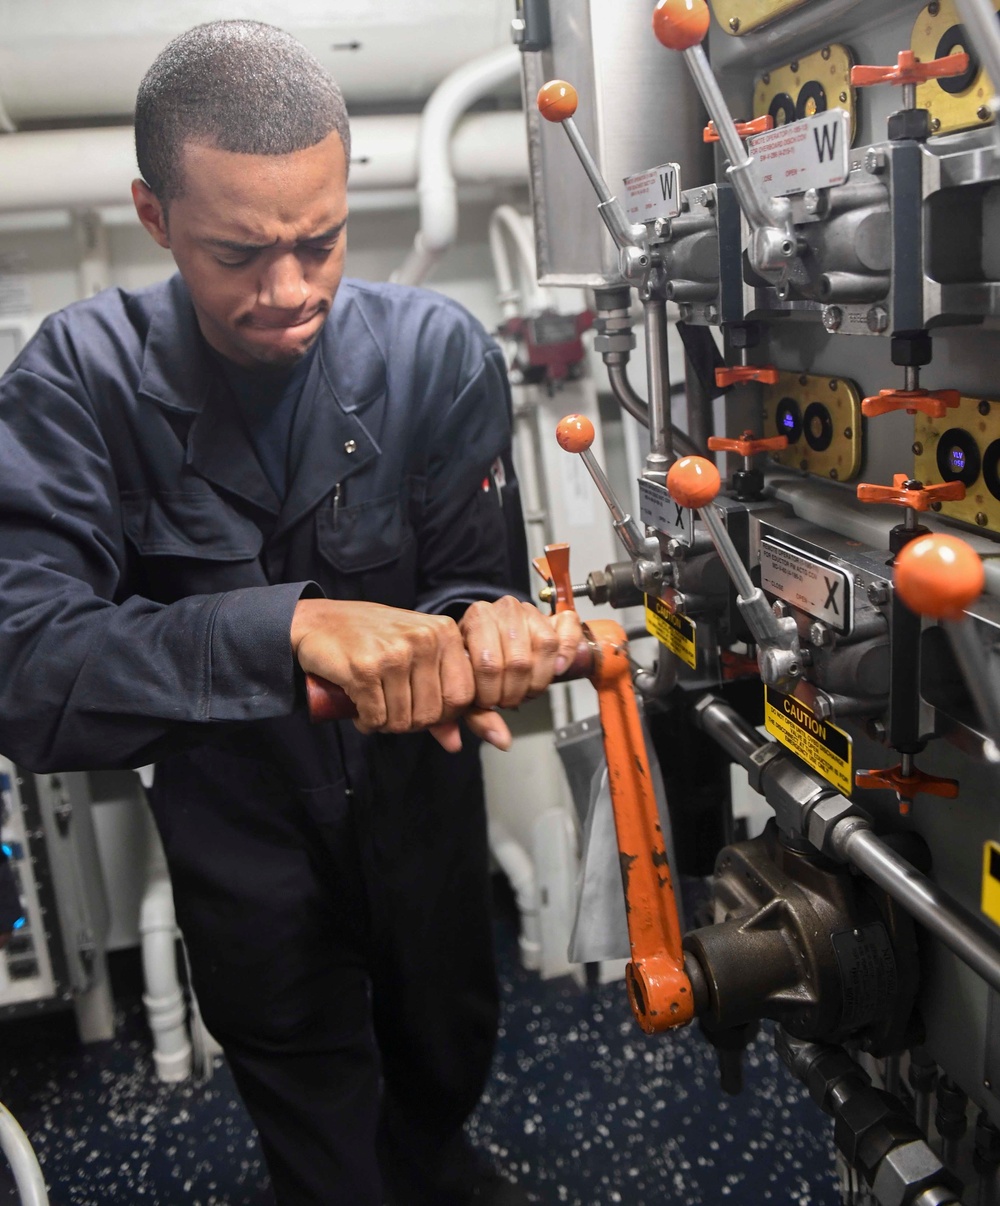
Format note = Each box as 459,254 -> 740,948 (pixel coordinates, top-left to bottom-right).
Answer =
555,415 -> 658,565
651,0 -> 796,276
536,81 -> 646,253
666,456 -> 795,660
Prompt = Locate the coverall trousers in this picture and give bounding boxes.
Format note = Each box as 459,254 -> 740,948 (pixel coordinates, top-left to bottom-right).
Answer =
149,730 -> 499,1205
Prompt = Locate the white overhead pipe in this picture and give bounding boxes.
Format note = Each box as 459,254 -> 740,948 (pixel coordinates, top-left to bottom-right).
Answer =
394,45 -> 522,287
0,112 -> 527,216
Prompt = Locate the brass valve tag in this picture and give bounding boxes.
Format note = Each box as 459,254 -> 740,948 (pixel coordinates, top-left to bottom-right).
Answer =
753,44 -> 857,146
711,0 -> 808,37
645,594 -> 698,669
764,686 -> 853,795
912,0 -> 1000,137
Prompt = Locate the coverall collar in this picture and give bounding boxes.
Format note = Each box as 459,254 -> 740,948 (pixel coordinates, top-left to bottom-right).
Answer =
136,275 -> 382,529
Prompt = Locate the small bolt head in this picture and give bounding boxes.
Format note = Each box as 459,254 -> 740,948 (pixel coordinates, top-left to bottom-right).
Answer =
868,581 -> 891,606
829,468 -> 839,480
822,305 -> 843,332
790,61 -> 799,73
930,117 -> 942,132
928,0 -> 940,14
978,511 -> 990,526
980,400 -> 991,416
704,302 -> 719,322
804,187 -> 821,213
653,217 -> 669,238
829,379 -> 839,391
729,16 -> 740,31
912,441 -> 923,455
821,46 -> 832,60
844,427 -> 853,439
980,105 -> 992,122
864,148 -> 886,176
678,303 -> 693,321
839,91 -> 848,104
867,305 -> 890,333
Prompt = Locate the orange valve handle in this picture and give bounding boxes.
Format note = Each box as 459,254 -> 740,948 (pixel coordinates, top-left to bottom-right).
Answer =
556,413 -> 596,454
861,387 -> 961,419
894,533 -> 985,621
652,0 -> 711,51
587,617 -> 694,1033
537,80 -> 578,123
851,49 -> 971,88
715,364 -> 781,388
704,115 -> 774,143
856,473 -> 966,512
855,764 -> 959,814
708,431 -> 789,457
666,455 -> 721,510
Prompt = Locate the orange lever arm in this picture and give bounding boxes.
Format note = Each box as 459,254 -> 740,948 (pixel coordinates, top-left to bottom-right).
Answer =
704,115 -> 774,143
588,617 -> 695,1033
708,431 -> 789,457
856,473 -> 966,512
851,49 -> 970,88
715,365 -> 780,388
861,388 -> 960,419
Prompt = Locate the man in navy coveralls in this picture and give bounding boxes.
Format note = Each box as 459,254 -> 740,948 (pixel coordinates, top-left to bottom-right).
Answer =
0,21 -> 582,1205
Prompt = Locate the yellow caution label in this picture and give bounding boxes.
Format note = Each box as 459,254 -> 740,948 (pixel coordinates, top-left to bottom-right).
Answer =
982,842 -> 1000,926
644,594 -> 697,670
764,686 -> 853,796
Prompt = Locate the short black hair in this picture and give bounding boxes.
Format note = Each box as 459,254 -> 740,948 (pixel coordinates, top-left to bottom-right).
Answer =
135,20 -> 351,204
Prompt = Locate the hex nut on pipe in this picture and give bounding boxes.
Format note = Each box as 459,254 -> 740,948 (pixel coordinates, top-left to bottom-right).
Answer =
806,795 -> 864,858
870,1141 -> 952,1206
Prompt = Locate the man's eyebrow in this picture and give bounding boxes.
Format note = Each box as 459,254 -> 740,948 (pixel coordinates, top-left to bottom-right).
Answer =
203,219 -> 347,254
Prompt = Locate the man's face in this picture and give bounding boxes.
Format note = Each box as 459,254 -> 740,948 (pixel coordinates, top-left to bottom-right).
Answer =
132,130 -> 348,368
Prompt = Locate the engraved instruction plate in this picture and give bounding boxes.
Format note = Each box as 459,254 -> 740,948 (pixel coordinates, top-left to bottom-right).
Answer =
760,538 -> 853,635
638,478 -> 694,545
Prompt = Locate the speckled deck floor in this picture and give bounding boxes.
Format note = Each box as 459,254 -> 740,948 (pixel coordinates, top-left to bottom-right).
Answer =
0,903 -> 839,1205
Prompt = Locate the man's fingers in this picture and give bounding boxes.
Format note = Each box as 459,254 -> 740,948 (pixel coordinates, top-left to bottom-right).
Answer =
461,599 -> 506,709
429,720 -> 464,753
465,709 -> 512,752
552,610 -> 588,675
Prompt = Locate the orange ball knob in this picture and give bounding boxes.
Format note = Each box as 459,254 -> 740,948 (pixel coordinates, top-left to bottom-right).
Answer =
666,455 -> 721,509
556,413 -> 595,453
652,0 -> 711,51
537,80 -> 578,123
894,533 -> 985,620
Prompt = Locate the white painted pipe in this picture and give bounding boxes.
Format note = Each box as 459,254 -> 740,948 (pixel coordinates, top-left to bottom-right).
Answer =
139,869 -> 192,1084
0,112 -> 527,215
488,819 -> 542,970
0,1103 -> 48,1206
394,46 -> 522,285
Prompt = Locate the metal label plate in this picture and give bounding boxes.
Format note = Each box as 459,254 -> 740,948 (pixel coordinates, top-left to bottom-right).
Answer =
764,686 -> 853,796
749,109 -> 851,198
832,923 -> 897,1031
760,538 -> 853,634
623,162 -> 682,224
638,478 -> 693,545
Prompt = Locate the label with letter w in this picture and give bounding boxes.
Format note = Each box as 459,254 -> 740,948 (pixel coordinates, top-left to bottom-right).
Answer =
748,109 -> 851,199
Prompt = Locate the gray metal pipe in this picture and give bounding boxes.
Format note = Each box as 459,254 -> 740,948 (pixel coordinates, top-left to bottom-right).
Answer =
830,818 -> 1000,997
643,294 -> 672,472
605,360 -> 699,459
694,694 -> 1000,998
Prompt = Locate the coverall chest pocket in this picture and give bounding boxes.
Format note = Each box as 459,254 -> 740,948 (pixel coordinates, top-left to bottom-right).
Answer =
121,489 -> 267,602
315,491 -> 417,609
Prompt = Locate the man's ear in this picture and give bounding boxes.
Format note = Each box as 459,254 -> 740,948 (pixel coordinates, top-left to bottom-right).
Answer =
132,179 -> 171,250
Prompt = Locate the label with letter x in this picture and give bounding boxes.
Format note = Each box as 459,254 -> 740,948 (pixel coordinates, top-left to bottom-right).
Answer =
638,477 -> 694,547
759,537 -> 853,635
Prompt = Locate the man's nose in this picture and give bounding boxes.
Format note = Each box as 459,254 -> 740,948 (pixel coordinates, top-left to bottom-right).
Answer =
258,254 -> 309,310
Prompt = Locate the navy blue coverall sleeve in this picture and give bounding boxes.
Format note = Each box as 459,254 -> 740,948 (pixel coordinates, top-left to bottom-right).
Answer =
0,364 -> 309,773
